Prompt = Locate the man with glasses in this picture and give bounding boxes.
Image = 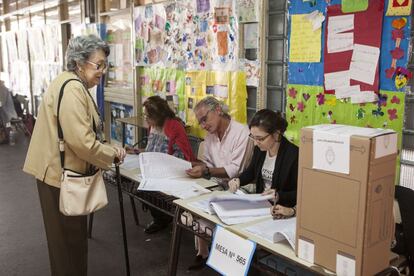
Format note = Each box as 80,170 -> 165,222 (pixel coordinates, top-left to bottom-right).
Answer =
185,96 -> 253,270
186,96 -> 252,182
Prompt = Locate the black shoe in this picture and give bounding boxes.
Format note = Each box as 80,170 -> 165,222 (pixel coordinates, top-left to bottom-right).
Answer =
187,255 -> 207,271
144,221 -> 169,234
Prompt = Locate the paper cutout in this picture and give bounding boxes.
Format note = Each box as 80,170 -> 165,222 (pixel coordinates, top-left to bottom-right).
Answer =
394,67 -> 412,89
324,1 -> 384,95
244,23 -> 259,49
349,44 -> 380,85
305,10 -> 325,31
217,31 -> 229,56
328,32 -> 354,53
385,18 -> 407,79
215,7 -> 230,24
197,0 -> 210,13
289,14 -> 321,62
341,0 -> 369,13
386,0 -> 412,16
285,85 -> 404,148
237,0 -> 259,22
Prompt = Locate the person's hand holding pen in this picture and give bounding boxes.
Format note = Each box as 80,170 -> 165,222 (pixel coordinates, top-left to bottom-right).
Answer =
228,178 -> 240,193
271,205 -> 296,219
261,189 -> 281,219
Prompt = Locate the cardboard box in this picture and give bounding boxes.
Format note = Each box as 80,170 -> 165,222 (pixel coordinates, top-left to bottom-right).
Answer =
296,125 -> 397,276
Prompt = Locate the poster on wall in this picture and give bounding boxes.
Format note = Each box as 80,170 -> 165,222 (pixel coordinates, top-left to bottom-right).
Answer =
323,0 -> 384,102
110,102 -> 134,146
138,67 -> 186,121
184,70 -> 247,137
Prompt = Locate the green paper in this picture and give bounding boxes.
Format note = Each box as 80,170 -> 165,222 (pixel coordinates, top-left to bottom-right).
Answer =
341,0 -> 369,13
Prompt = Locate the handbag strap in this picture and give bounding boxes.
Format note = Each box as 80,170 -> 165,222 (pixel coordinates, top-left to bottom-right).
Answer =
57,78 -> 98,170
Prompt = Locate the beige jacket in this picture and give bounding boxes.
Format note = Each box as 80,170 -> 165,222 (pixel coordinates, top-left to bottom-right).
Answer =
23,71 -> 116,188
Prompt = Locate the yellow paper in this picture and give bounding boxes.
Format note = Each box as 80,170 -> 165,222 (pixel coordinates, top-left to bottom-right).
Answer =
185,71 -> 247,137
386,0 -> 412,16
289,14 -> 321,63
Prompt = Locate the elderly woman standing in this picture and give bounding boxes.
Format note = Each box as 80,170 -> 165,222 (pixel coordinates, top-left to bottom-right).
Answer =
23,35 -> 126,276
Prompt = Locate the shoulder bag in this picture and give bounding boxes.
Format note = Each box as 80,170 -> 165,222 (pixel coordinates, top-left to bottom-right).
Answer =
57,78 -> 108,216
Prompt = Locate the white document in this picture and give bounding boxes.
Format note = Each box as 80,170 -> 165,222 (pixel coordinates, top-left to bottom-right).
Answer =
335,85 -> 360,99
375,133 -> 397,159
138,178 -> 210,199
328,32 -> 353,53
298,239 -> 315,264
350,91 -> 378,103
245,217 -> 297,250
189,193 -> 273,225
336,253 -> 356,276
350,44 -> 380,85
313,125 -> 351,174
328,14 -> 354,34
211,201 -> 271,225
306,10 -> 325,31
207,225 -> 256,276
138,152 -> 191,179
324,70 -> 350,90
120,154 -> 140,170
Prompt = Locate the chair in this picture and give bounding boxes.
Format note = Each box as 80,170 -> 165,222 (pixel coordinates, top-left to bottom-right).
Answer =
393,185 -> 414,275
188,134 -> 203,159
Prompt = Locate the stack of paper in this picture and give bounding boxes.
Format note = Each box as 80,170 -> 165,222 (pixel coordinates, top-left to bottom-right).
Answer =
189,193 -> 273,225
120,154 -> 140,170
138,178 -> 210,199
245,217 -> 296,250
137,152 -> 209,199
139,152 -> 191,179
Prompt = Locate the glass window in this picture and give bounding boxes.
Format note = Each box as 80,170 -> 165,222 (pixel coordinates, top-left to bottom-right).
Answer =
266,88 -> 283,112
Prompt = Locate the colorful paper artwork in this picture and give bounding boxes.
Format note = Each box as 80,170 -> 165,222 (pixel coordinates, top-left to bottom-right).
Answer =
242,59 -> 260,87
134,1 -> 239,71
138,67 -> 186,121
217,31 -> 229,56
215,7 -> 231,24
289,14 -> 321,62
385,18 -> 407,79
386,0 -> 412,16
197,0 -> 211,13
185,70 -> 247,137
285,85 -> 404,147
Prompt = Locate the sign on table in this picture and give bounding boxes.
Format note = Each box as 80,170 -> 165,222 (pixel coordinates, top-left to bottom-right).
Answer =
207,225 -> 256,276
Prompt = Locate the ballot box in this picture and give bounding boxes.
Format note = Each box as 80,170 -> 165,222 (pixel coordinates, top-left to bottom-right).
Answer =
296,125 -> 398,276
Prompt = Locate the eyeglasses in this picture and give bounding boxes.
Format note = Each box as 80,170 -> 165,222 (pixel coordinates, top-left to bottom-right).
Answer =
248,133 -> 271,142
197,110 -> 212,125
86,60 -> 108,71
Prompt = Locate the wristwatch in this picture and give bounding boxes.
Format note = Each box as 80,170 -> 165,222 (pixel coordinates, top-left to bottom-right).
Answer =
203,166 -> 211,180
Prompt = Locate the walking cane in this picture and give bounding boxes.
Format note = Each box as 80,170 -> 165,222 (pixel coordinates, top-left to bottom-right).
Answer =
115,163 -> 131,276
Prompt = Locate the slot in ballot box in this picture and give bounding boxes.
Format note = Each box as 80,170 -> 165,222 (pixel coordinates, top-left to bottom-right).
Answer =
296,125 -> 398,276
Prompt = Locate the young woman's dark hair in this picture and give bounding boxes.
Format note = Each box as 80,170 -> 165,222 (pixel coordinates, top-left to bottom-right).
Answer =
143,96 -> 176,127
248,109 -> 288,135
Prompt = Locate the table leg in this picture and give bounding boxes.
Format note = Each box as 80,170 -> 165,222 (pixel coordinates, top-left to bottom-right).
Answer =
129,195 -> 139,226
121,122 -> 126,148
167,207 -> 183,276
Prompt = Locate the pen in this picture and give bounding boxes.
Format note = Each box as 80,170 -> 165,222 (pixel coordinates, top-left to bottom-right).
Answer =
272,191 -> 279,220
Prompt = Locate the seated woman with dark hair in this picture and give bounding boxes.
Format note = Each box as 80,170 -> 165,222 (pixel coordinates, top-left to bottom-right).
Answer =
228,109 -> 299,214
138,95 -> 196,233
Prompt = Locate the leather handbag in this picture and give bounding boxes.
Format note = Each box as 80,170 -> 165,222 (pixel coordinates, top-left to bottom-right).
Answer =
57,79 -> 108,216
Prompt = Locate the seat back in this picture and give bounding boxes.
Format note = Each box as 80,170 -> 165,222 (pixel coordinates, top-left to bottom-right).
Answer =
188,135 -> 203,159
197,141 -> 205,161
